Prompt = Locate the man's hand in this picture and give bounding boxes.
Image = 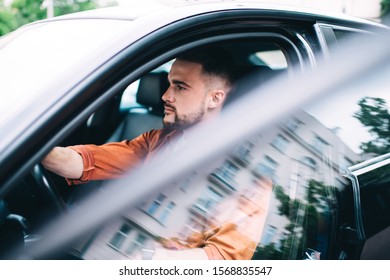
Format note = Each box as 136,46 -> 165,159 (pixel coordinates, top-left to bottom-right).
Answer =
41,147 -> 83,179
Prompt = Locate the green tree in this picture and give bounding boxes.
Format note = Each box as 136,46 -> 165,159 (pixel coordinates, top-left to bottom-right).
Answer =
253,180 -> 336,260
11,0 -> 47,26
354,97 -> 390,156
52,0 -> 97,17
381,0 -> 390,24
0,4 -> 18,36
381,0 -> 390,17
0,0 -> 99,36
11,0 -> 98,23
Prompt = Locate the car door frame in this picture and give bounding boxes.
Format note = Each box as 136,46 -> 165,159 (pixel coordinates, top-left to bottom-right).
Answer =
343,153 -> 390,259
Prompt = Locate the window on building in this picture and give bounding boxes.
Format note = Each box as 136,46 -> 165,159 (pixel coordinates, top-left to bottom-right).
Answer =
284,117 -> 300,132
236,141 -> 253,159
254,155 -> 278,179
158,201 -> 176,224
179,171 -> 198,192
146,193 -> 166,216
302,156 -> 317,170
109,223 -> 131,250
125,233 -> 147,256
271,134 -> 289,153
195,187 -> 224,213
217,161 -> 239,182
262,225 -> 277,245
339,156 -> 354,172
312,135 -> 329,154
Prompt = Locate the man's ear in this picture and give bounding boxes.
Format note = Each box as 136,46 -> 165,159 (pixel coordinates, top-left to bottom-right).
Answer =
207,90 -> 226,109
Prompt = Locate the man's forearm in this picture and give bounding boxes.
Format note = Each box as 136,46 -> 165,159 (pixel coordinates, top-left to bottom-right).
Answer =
42,146 -> 83,179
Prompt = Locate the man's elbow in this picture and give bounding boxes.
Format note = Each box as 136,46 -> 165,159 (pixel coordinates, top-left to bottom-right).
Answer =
42,146 -> 83,179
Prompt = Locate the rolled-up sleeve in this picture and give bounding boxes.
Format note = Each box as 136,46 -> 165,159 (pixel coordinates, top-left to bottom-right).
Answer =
64,129 -> 173,185
66,145 -> 97,185
65,135 -> 150,185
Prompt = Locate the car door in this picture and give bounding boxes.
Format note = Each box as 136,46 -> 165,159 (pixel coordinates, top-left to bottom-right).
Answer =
344,154 -> 390,259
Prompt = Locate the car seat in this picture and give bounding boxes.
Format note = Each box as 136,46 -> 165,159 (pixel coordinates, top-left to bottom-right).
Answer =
64,72 -> 170,206
224,65 -> 282,108
109,71 -> 169,141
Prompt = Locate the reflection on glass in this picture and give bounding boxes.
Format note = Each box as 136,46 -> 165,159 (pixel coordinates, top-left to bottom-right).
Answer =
75,106 -> 361,260
151,176 -> 273,260
75,64 -> 389,260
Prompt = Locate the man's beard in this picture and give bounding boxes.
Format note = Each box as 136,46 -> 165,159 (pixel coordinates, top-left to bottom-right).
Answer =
163,104 -> 205,130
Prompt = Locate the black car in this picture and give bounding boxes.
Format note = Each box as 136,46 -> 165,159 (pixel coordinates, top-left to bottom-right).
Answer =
0,1 -> 389,260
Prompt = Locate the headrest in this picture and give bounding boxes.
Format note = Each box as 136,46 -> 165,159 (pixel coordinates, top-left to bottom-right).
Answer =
137,72 -> 169,116
235,64 -> 274,80
224,65 -> 279,107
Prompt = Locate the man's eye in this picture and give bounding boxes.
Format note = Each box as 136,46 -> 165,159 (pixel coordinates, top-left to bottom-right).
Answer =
175,85 -> 185,91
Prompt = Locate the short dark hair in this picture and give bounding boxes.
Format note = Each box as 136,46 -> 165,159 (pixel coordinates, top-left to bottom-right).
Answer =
176,46 -> 238,89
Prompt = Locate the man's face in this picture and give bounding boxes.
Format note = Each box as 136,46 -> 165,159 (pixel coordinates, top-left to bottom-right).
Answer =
162,59 -> 209,130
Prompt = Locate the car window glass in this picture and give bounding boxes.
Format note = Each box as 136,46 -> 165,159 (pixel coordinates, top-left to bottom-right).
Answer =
333,29 -> 355,41
329,27 -> 380,58
253,50 -> 288,70
74,39 -> 390,260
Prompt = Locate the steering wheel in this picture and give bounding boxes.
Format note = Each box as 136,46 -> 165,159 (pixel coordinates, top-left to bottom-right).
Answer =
0,164 -> 68,258
31,163 -> 67,214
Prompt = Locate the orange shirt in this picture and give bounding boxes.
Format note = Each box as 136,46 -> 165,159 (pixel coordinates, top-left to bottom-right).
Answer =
66,129 -> 177,185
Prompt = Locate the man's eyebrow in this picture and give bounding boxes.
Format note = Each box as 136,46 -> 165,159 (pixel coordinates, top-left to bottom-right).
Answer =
171,79 -> 191,88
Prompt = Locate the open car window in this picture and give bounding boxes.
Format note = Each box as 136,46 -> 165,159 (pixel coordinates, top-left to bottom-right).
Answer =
72,34 -> 390,260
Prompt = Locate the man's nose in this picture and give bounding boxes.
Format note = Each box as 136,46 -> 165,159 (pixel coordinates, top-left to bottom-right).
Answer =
162,87 -> 174,103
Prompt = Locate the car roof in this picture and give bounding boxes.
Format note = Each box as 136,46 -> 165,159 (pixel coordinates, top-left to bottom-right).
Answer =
44,1 -> 385,29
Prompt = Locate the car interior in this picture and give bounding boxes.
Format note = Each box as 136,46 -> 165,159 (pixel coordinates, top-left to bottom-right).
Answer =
56,41 -> 290,202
